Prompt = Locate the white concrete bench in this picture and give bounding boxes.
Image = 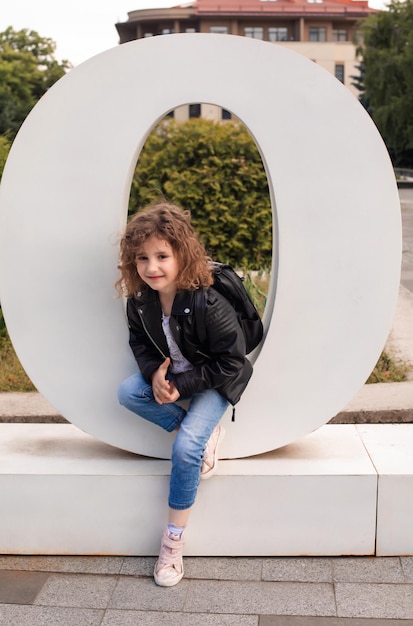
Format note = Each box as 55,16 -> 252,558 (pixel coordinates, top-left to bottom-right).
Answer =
1,423 -> 411,556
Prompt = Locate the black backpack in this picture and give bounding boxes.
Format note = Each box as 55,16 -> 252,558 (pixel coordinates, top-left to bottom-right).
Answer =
194,262 -> 264,355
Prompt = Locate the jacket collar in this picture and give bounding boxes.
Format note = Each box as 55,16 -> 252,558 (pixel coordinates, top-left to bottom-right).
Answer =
135,288 -> 197,318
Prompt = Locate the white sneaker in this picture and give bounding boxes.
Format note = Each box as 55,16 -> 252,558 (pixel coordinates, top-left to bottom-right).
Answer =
154,530 -> 184,587
200,424 -> 225,480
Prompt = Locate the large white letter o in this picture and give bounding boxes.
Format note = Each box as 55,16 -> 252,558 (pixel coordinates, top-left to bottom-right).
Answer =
0,35 -> 401,458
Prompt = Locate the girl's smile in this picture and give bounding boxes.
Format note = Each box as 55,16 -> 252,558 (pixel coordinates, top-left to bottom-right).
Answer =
136,236 -> 180,297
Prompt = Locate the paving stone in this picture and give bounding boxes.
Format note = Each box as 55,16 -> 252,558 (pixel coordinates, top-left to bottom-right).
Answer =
262,558 -> 333,583
0,571 -> 49,605
401,557 -> 413,582
259,617 -> 413,626
183,580 -> 336,616
102,610 -> 258,625
120,557 -> 263,581
33,574 -> 118,609
332,557 -> 405,583
335,583 -> 413,619
0,604 -> 103,626
0,556 -> 124,575
108,577 -> 190,611
120,557 -> 156,577
184,557 -> 263,581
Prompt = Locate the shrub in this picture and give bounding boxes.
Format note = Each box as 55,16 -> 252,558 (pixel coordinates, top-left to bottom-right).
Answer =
129,118 -> 272,269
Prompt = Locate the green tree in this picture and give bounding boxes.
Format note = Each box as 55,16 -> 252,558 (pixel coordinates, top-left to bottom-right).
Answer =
0,134 -> 11,180
0,134 -> 12,343
350,63 -> 370,112
357,0 -> 413,166
0,27 -> 70,139
130,118 -> 272,268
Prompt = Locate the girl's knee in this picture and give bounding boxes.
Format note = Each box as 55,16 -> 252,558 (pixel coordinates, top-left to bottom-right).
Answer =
118,384 -> 130,407
117,380 -> 130,407
172,428 -> 203,467
117,373 -> 149,407
118,376 -> 135,405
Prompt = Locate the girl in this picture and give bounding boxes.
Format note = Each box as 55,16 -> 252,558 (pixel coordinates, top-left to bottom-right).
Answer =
116,201 -> 253,587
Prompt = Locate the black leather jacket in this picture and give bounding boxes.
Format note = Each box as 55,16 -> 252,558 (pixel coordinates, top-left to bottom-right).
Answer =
126,287 -> 253,405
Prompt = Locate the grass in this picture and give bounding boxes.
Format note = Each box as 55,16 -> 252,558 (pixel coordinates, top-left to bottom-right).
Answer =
365,351 -> 409,384
0,336 -> 36,392
243,268 -> 269,318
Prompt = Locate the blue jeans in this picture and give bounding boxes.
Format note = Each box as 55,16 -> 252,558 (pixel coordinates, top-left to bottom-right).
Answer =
118,371 -> 229,510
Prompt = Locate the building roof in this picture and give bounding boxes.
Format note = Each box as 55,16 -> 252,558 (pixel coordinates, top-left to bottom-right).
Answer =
118,0 -> 377,39
173,0 -> 376,15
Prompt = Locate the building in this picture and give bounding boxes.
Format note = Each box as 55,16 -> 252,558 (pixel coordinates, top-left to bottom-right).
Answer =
116,0 -> 376,120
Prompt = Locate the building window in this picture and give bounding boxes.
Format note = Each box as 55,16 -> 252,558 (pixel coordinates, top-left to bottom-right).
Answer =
185,28 -> 197,33
268,27 -> 288,42
189,103 -> 201,118
309,27 -> 326,41
307,0 -> 323,3
222,109 -> 232,120
244,27 -> 264,39
335,63 -> 345,83
161,28 -> 174,35
144,33 -> 153,37
332,29 -> 348,42
209,26 -> 228,34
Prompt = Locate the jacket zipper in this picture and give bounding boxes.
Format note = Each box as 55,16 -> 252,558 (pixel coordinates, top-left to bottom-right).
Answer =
137,308 -> 168,360
196,349 -> 210,359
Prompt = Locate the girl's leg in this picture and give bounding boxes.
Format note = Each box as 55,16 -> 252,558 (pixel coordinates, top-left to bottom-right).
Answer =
120,376 -> 228,587
168,388 -> 229,510
118,371 -> 185,432
154,389 -> 228,587
153,506 -> 192,587
168,507 -> 192,528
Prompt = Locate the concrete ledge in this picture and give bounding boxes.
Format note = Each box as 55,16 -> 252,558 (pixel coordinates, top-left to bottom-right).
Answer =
357,424 -> 413,556
0,392 -> 68,423
1,423 -> 412,556
0,423 -> 378,556
331,381 -> 413,424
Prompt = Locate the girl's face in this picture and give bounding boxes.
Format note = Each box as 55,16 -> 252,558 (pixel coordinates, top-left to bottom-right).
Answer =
136,236 -> 180,297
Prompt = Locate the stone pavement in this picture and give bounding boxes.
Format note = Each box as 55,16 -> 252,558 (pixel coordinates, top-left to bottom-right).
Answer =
0,554 -> 413,625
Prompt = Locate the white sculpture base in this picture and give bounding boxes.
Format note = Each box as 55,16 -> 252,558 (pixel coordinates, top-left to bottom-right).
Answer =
0,424 -> 411,556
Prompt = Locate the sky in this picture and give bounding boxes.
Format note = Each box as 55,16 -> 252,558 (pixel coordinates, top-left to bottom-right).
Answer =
0,1 -> 177,66
1,0 -> 389,68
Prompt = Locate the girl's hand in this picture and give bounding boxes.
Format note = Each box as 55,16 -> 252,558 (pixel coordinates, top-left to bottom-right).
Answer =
152,358 -> 180,404
152,358 -> 170,404
166,380 -> 180,403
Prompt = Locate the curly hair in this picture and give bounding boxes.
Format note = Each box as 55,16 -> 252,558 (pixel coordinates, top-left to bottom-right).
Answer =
116,201 -> 214,296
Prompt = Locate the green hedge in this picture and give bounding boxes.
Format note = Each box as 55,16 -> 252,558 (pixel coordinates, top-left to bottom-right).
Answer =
129,118 -> 272,269
0,305 -> 6,339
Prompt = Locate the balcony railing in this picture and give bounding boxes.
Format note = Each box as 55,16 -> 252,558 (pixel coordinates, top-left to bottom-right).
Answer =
197,3 -> 373,13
